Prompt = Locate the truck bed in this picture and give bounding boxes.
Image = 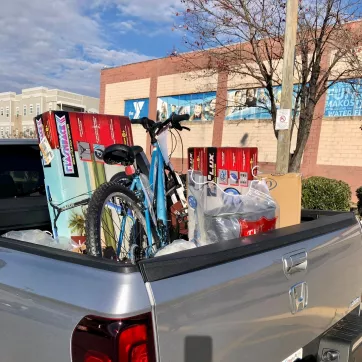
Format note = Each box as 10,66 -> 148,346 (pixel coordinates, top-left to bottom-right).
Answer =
141,212 -> 362,361
0,209 -> 360,361
1,140 -> 362,361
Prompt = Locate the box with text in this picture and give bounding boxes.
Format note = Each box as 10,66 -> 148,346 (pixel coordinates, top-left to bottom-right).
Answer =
35,111 -> 133,246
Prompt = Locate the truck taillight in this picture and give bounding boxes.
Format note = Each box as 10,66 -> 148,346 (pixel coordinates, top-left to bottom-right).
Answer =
119,324 -> 149,361
85,351 -> 111,362
72,313 -> 156,362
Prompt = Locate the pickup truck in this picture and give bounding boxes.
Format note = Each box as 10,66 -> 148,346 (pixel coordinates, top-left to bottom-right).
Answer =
0,139 -> 362,362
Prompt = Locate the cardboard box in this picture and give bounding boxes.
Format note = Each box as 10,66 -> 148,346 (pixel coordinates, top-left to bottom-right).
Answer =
258,173 -> 302,228
206,147 -> 217,183
217,147 -> 228,185
240,147 -> 258,187
187,146 -> 260,242
229,148 -> 239,186
34,111 -> 133,246
188,146 -> 258,190
188,147 -> 195,170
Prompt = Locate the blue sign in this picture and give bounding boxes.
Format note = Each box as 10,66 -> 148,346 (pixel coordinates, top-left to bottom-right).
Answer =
226,85 -> 300,120
124,98 -> 149,119
157,92 -> 217,121
324,81 -> 362,117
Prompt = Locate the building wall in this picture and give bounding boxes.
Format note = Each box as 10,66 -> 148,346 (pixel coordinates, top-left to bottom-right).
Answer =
222,119 -> 299,163
131,125 -> 148,152
165,122 -> 215,159
100,55 -> 362,202
0,93 -> 14,137
105,79 -> 150,115
317,118 -> 362,167
0,87 -> 99,138
157,71 -> 218,96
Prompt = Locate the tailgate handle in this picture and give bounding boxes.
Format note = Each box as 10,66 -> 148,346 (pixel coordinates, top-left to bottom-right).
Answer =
283,250 -> 308,276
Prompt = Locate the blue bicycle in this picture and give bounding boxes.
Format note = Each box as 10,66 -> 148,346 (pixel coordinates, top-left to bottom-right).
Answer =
85,113 -> 190,262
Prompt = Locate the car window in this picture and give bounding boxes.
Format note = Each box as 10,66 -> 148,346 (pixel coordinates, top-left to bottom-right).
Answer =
0,144 -> 45,199
0,170 -> 43,199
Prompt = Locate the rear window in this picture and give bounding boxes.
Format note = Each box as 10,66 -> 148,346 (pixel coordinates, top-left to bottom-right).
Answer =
0,171 -> 43,198
0,144 -> 44,199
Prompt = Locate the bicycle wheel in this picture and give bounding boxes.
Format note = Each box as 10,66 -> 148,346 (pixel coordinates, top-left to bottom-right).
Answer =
109,171 -> 132,186
85,181 -> 158,262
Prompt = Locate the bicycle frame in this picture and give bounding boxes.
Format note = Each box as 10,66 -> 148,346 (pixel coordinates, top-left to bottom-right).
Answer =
126,141 -> 167,254
45,186 -> 90,240
111,120 -> 188,259
46,185 -> 120,242
118,128 -> 181,257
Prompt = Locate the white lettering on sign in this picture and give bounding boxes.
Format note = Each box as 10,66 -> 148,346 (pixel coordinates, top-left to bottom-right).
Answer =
77,117 -> 84,138
93,116 -> 100,143
276,109 -> 291,130
208,153 -> 215,181
134,101 -> 145,119
56,115 -> 74,174
110,118 -> 115,143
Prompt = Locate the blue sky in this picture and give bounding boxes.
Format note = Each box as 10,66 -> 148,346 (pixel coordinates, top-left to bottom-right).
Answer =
0,0 -> 184,97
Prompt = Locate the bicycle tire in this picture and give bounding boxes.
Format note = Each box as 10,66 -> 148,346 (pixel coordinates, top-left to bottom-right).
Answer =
109,171 -> 132,186
85,181 -> 158,260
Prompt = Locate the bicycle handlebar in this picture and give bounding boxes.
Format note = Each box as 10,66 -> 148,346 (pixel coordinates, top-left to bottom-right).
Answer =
130,118 -> 148,126
169,114 -> 190,123
131,113 -> 190,142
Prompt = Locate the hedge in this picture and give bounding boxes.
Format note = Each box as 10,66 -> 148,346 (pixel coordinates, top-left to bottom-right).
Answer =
302,176 -> 351,211
357,187 -> 362,216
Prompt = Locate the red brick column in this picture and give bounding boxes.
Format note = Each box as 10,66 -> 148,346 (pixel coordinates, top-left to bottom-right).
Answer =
301,52 -> 330,176
300,95 -> 327,176
212,71 -> 228,147
145,76 -> 158,156
148,76 -> 158,120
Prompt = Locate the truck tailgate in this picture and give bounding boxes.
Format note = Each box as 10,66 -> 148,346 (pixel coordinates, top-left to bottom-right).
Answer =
0,238 -> 150,362
140,213 -> 362,362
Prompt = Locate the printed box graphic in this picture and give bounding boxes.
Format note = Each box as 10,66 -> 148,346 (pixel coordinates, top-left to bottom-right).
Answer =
34,111 -> 133,247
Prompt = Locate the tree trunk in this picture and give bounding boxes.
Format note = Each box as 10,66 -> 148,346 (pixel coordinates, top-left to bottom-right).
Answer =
288,109 -> 315,172
288,138 -> 307,172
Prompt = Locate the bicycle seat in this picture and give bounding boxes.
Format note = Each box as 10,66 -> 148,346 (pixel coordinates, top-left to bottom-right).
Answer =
103,144 -> 143,166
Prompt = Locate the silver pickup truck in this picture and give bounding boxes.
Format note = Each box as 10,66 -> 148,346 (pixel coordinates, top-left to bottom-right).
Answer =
0,139 -> 362,362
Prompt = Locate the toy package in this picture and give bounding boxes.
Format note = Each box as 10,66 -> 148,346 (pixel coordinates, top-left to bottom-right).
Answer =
187,146 -> 261,244
188,147 -> 258,193
34,111 -> 133,247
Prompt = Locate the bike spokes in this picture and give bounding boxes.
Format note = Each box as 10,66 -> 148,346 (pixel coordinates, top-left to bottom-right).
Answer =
99,194 -> 148,261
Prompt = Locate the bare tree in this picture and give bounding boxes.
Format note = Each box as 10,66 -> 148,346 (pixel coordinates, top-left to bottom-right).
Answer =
175,0 -> 362,171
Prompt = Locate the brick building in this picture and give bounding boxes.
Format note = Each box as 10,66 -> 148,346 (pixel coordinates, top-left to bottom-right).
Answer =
100,50 -> 362,201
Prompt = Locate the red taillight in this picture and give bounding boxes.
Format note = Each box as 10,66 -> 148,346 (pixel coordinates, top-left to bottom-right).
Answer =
119,324 -> 148,361
71,313 -> 155,362
85,351 -> 111,362
131,344 -> 148,361
125,165 -> 135,175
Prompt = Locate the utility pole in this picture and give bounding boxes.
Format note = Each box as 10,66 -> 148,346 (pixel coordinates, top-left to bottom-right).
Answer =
275,0 -> 298,174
